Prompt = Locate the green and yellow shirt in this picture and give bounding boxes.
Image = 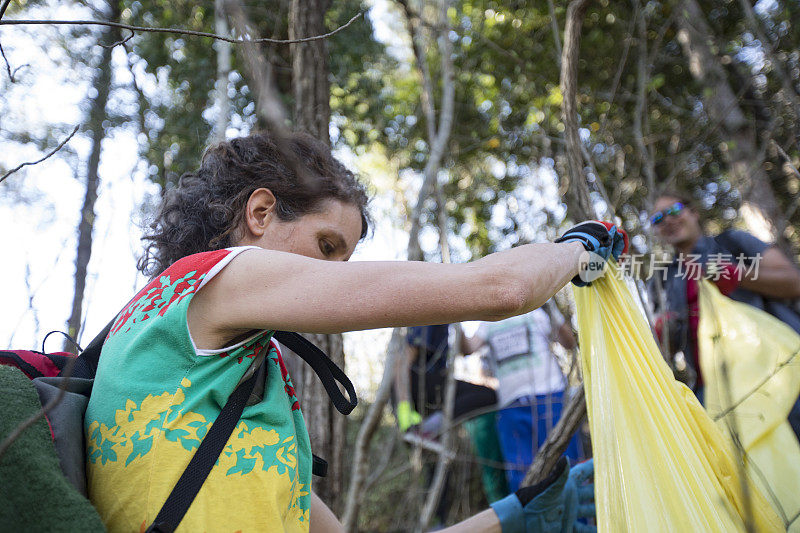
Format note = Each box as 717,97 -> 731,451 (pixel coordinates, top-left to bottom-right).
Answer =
85,247 -> 312,532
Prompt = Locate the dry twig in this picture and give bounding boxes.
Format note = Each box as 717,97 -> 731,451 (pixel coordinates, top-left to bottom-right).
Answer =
0,39 -> 27,81
0,125 -> 80,183
342,1 -> 456,527
0,0 -> 11,21
0,12 -> 362,45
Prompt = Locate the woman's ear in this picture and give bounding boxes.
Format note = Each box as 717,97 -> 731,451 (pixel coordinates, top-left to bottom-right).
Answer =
244,188 -> 278,237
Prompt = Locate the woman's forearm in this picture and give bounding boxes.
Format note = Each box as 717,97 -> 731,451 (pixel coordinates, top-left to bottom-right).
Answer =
439,509 -> 501,533
472,241 -> 585,321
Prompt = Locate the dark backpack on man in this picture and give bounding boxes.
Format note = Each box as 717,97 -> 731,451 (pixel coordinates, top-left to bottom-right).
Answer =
0,320 -> 357,533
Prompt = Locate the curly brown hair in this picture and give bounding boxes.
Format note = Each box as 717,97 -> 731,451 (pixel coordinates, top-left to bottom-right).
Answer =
138,132 -> 371,276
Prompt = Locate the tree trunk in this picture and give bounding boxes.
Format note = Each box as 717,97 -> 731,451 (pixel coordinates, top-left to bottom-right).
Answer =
521,0 -> 593,488
676,0 -> 786,242
291,0 -> 332,144
287,0 -> 346,514
64,0 -> 121,350
560,0 -> 593,220
212,0 -> 232,143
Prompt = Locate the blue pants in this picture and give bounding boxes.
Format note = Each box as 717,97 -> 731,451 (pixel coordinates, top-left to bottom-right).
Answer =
496,391 -> 585,492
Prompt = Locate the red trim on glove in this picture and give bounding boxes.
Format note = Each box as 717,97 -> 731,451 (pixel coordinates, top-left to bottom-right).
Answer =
595,220 -> 630,255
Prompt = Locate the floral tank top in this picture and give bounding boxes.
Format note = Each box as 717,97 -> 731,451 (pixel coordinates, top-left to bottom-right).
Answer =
84,247 -> 312,532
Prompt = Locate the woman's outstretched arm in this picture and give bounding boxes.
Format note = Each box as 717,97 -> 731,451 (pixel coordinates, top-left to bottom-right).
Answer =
190,241 -> 586,343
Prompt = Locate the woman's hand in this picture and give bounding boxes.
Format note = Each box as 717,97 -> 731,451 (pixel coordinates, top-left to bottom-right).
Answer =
490,457 -> 596,533
555,221 -> 629,287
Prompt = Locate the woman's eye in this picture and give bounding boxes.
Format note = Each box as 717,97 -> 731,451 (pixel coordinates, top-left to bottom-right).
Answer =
319,240 -> 335,256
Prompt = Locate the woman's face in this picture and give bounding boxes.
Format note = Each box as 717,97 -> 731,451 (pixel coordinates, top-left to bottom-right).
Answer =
250,197 -> 364,261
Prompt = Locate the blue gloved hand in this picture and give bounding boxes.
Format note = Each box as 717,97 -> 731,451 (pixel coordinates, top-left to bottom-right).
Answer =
554,221 -> 629,287
491,457 -> 596,533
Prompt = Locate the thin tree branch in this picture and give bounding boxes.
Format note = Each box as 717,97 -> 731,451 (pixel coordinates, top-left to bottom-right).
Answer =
546,0 -> 562,65
471,30 -> 526,68
0,11 -> 362,44
343,4 -> 456,526
361,434 -> 399,494
736,0 -> 800,122
596,7 -> 636,142
0,125 -> 80,183
0,39 -> 27,82
718,358 -> 756,533
341,330 -> 406,531
659,77 -> 754,193
418,320 -> 458,532
99,28 -> 133,49
401,0 -> 456,262
580,143 -> 616,217
631,1 -> 656,207
523,0 -> 595,488
0,0 -> 11,21
125,50 -> 148,136
560,0 -> 593,219
712,347 -> 800,423
397,0 -> 437,145
771,140 -> 800,224
772,139 -> 800,180
522,386 -> 587,485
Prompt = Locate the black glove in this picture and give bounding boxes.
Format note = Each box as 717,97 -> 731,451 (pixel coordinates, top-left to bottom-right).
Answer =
555,221 -> 629,287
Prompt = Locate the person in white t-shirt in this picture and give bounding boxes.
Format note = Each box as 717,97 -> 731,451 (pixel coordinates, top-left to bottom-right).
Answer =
464,306 -> 585,492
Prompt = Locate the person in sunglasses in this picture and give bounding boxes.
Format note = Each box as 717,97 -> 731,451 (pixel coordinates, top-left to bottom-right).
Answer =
648,191 -> 800,423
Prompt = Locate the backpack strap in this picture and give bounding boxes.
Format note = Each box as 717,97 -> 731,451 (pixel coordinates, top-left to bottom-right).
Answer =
312,455 -> 328,477
713,231 -> 745,261
66,318 -> 114,380
145,355 -> 263,533
272,331 -> 358,415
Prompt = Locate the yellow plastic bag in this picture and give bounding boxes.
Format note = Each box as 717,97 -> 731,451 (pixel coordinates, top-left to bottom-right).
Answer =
575,262 -> 783,532
699,280 -> 800,530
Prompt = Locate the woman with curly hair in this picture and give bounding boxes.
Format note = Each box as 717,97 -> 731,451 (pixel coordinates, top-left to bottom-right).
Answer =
84,131 -> 619,532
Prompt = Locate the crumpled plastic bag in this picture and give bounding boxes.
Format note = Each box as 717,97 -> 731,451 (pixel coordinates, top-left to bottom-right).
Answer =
574,261 -> 783,532
699,279 -> 800,530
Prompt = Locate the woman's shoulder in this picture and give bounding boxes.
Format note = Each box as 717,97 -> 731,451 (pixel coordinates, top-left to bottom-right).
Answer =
163,247 -> 256,280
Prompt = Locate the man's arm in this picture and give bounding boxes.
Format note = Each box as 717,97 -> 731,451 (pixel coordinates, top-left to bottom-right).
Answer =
739,246 -> 800,299
555,321 -> 577,350
393,343 -> 417,405
393,342 -> 423,431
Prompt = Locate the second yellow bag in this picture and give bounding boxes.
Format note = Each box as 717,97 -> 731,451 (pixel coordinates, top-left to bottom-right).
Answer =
699,279 -> 800,530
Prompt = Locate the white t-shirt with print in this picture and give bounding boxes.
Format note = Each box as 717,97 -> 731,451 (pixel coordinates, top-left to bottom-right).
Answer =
476,308 -> 565,406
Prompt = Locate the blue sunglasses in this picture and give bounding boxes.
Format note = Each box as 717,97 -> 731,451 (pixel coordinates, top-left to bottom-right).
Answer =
650,202 -> 685,225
